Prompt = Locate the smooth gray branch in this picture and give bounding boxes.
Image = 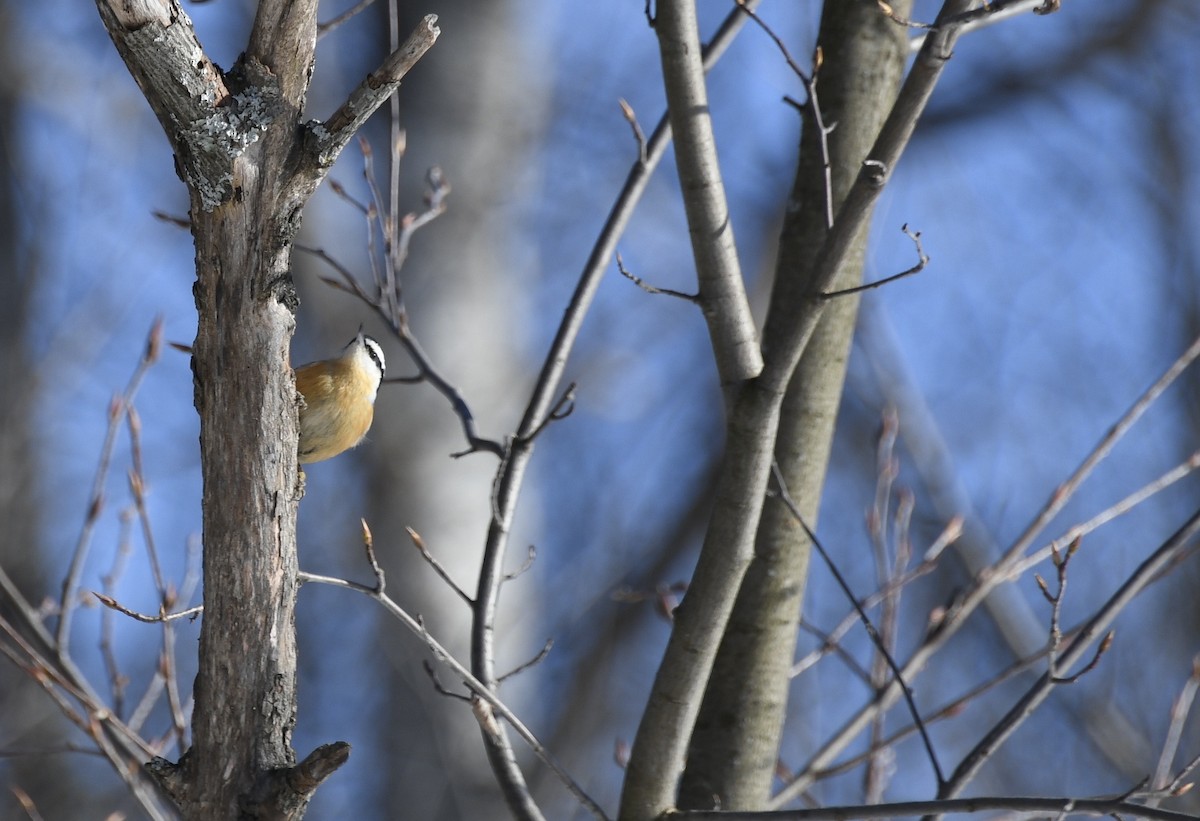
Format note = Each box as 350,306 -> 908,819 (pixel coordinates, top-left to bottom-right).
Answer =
655,0 -> 762,385
622,3 -> 975,817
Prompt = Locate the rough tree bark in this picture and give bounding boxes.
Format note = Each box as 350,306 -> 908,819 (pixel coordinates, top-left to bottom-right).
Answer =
679,1 -> 912,810
93,1 -> 437,817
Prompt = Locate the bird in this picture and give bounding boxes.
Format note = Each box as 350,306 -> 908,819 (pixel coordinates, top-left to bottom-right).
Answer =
295,331 -> 386,463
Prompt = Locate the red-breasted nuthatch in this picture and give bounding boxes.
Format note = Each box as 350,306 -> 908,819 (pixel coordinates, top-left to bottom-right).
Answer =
296,332 -> 385,463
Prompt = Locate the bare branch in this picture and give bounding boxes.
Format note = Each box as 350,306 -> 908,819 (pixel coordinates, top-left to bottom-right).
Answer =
58,318 -> 162,654
772,222 -> 1200,816
822,224 -> 929,298
1150,658 -> 1200,802
655,0 -> 762,385
618,99 -> 649,166
93,593 -> 203,624
317,0 -> 378,38
734,2 -> 835,229
0,599 -> 171,818
771,463 -> 945,789
615,252 -> 699,303
304,16 -> 440,171
498,639 -> 554,684
423,660 -> 472,702
1050,630 -> 1113,685
672,794 -> 1200,821
299,175 -> 505,458
344,520 -> 376,596
1009,449 -> 1200,580
522,384 -> 578,443
407,526 -> 471,605
99,512 -> 135,716
296,570 -> 609,821
478,6 -> 764,817
938,507 -> 1200,801
503,546 -> 538,584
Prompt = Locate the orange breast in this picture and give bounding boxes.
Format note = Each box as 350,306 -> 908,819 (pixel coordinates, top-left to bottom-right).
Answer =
296,362 -> 377,463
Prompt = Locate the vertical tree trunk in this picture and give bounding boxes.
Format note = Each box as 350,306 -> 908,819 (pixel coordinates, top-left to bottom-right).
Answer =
679,1 -> 911,809
95,1 -> 435,816
185,135 -> 306,819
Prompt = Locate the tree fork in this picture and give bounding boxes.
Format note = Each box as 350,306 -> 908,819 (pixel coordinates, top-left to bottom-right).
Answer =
94,1 -> 438,816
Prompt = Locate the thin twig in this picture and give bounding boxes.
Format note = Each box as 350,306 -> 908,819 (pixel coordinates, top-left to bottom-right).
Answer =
813,640 -> 1054,782
797,620 -> 873,685
302,158 -> 504,458
771,462 -> 945,789
734,0 -> 835,230
1151,658 -> 1200,802
522,384 -> 577,443
99,510 -> 135,717
1009,449 -> 1200,581
502,545 -> 538,584
126,411 -> 166,593
618,99 -> 648,166
423,660 -> 472,702
673,794 -> 1200,821
317,0 -> 379,37
93,593 -> 203,624
865,411 -> 903,801
407,526 -> 471,605
359,138 -> 389,306
361,518 -> 385,595
125,395 -> 189,753
394,166 -> 449,277
935,507 -> 1200,805
791,517 -> 956,678
1049,631 -> 1113,685
498,639 -> 554,684
822,224 -> 928,298
58,318 -> 163,654
296,569 -> 610,821
1165,750 -> 1200,798
615,252 -> 699,303
159,611 -> 188,754
327,179 -> 370,215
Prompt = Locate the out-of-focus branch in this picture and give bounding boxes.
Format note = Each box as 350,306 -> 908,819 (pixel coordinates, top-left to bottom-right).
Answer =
1149,658 -> 1200,806
654,0 -> 762,386
935,507 -> 1200,804
0,571 -> 174,820
672,793 -> 1199,821
907,0 -> 1062,52
773,330 -> 1200,809
58,319 -> 161,655
297,559 -> 609,820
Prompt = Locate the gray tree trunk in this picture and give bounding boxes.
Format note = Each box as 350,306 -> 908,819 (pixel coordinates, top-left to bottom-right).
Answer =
678,2 -> 911,810
94,1 -> 435,816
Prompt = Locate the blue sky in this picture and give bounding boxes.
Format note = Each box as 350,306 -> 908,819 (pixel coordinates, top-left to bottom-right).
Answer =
4,0 -> 1200,818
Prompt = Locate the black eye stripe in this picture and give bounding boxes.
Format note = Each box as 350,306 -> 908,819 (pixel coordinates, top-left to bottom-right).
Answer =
363,337 -> 385,376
